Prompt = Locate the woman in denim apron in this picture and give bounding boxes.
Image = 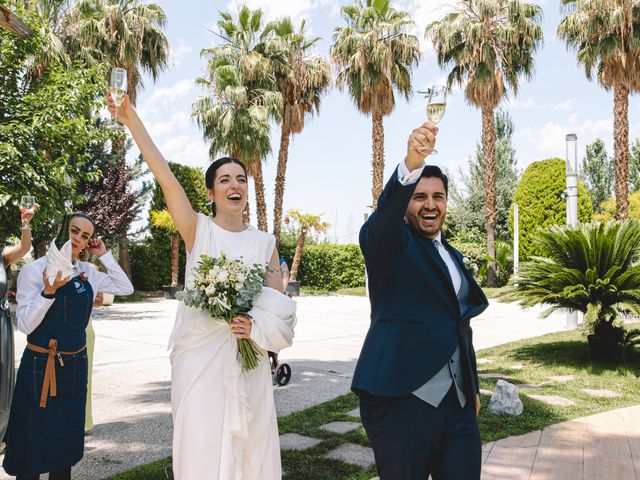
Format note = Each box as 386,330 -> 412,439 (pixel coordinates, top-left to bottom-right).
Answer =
0,205 -> 34,447
3,213 -> 133,480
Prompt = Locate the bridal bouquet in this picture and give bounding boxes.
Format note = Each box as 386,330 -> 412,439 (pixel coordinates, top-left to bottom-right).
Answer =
176,253 -> 267,371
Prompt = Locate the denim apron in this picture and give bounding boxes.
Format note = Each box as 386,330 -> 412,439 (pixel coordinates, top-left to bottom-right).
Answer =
3,274 -> 92,477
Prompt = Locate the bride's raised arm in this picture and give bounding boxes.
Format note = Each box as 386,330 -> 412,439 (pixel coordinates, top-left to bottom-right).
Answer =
107,93 -> 198,251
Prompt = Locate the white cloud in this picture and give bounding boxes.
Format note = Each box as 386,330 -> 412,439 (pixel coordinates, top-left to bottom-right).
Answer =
552,99 -> 580,112
139,78 -> 194,115
226,0 -> 341,27
516,116 -> 613,160
395,0 -> 458,53
146,111 -> 192,138
506,97 -> 537,110
169,39 -> 193,67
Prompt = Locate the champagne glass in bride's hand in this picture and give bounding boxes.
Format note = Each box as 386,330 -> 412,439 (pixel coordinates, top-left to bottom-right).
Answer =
107,68 -> 127,131
418,85 -> 447,155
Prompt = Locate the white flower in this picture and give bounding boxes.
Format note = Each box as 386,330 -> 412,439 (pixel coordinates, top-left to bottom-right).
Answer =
217,270 -> 229,282
236,273 -> 245,283
205,284 -> 216,296
235,283 -> 243,291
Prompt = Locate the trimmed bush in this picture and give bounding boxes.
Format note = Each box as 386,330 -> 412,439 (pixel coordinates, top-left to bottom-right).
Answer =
509,158 -> 592,260
280,242 -> 365,291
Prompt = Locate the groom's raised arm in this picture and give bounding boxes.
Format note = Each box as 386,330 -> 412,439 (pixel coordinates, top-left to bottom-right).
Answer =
360,123 -> 438,261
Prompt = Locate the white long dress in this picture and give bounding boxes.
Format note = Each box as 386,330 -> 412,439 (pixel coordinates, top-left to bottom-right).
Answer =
170,213 -> 291,480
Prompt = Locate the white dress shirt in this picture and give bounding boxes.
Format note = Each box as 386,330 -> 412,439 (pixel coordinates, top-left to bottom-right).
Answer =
397,160 -> 461,293
16,252 -> 134,335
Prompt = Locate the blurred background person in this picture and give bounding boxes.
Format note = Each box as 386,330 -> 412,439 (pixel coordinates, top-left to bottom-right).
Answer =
0,203 -> 35,452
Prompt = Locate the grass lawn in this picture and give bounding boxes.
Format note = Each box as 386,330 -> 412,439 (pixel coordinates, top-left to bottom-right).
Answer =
482,286 -> 509,299
108,328 -> 640,480
114,291 -> 164,303
300,286 -> 366,296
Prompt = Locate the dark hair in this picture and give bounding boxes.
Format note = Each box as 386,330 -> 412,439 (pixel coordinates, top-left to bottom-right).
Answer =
205,157 -> 248,216
70,212 -> 96,237
420,165 -> 449,196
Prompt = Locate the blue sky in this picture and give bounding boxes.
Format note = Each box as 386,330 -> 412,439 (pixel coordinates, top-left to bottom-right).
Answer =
129,0 -> 640,243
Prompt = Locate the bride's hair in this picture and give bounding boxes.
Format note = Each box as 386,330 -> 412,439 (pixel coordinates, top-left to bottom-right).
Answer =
205,157 -> 247,217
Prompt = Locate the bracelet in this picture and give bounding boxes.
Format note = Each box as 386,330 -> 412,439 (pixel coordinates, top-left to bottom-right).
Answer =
40,290 -> 55,299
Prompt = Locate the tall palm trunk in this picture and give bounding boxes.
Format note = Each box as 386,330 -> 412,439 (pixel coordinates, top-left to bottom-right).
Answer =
481,104 -> 497,287
170,231 -> 179,287
371,112 -> 385,210
111,139 -> 132,280
273,124 -> 291,247
252,160 -> 268,232
290,228 -> 307,282
614,83 -> 629,220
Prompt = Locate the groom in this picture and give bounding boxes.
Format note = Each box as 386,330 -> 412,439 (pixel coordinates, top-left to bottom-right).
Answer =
353,122 -> 489,479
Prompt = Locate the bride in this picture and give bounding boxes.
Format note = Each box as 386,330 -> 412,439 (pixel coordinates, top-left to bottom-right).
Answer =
107,94 -> 296,479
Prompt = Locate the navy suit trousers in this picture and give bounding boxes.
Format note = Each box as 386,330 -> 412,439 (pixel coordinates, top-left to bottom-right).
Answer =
359,385 -> 481,480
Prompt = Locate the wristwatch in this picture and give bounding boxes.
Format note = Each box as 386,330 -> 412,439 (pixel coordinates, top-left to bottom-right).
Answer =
41,290 -> 55,299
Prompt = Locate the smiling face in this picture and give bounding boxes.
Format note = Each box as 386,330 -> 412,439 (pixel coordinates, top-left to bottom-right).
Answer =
69,216 -> 95,258
405,176 -> 447,240
207,162 -> 248,215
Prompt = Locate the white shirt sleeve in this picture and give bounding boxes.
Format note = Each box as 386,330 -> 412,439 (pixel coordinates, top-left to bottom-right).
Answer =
397,159 -> 426,186
85,252 -> 134,297
15,260 -> 55,335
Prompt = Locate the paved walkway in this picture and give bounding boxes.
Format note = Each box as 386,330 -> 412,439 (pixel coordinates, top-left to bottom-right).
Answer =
482,405 -> 640,479
0,295 -> 631,479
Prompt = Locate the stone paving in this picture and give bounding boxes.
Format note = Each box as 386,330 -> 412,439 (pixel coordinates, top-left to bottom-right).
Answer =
481,404 -> 640,479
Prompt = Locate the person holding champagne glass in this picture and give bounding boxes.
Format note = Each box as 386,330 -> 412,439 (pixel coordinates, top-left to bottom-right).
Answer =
1,197 -> 36,449
2,212 -> 133,480
105,89 -> 297,479
352,96 -> 489,478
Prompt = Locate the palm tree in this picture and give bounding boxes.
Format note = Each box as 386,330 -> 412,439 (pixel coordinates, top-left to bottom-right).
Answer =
193,7 -> 281,232
286,209 -> 330,282
501,221 -> 640,360
66,0 -> 169,105
558,0 -> 640,221
427,0 -> 543,287
66,0 -> 169,278
331,0 -> 420,210
262,17 -> 331,247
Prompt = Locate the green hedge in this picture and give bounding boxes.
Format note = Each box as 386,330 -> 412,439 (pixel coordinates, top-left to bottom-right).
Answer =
130,236 -> 365,292
510,158 -> 592,260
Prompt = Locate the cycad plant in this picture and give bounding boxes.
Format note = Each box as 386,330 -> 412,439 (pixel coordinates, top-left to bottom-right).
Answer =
501,221 -> 640,360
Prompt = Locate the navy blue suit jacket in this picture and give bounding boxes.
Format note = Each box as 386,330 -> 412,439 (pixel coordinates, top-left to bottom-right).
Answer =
352,168 -> 489,398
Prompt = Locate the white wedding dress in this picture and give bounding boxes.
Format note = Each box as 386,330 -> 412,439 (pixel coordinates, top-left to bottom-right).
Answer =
170,213 -> 296,480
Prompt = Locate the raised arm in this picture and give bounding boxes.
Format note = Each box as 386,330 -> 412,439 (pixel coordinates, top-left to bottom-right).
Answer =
107,94 -> 198,252
360,123 -> 438,260
3,207 -> 34,267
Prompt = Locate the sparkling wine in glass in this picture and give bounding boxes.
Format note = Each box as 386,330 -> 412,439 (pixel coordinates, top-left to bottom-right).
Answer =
419,85 -> 447,155
19,195 -> 36,214
108,68 -> 128,131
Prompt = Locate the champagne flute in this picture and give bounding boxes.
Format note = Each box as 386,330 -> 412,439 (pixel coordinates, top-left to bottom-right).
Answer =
19,195 -> 36,214
107,67 -> 128,131
418,85 -> 447,155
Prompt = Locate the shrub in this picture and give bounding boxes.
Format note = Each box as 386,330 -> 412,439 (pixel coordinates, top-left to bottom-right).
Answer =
509,158 -> 592,260
280,242 -> 365,291
501,221 -> 640,361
